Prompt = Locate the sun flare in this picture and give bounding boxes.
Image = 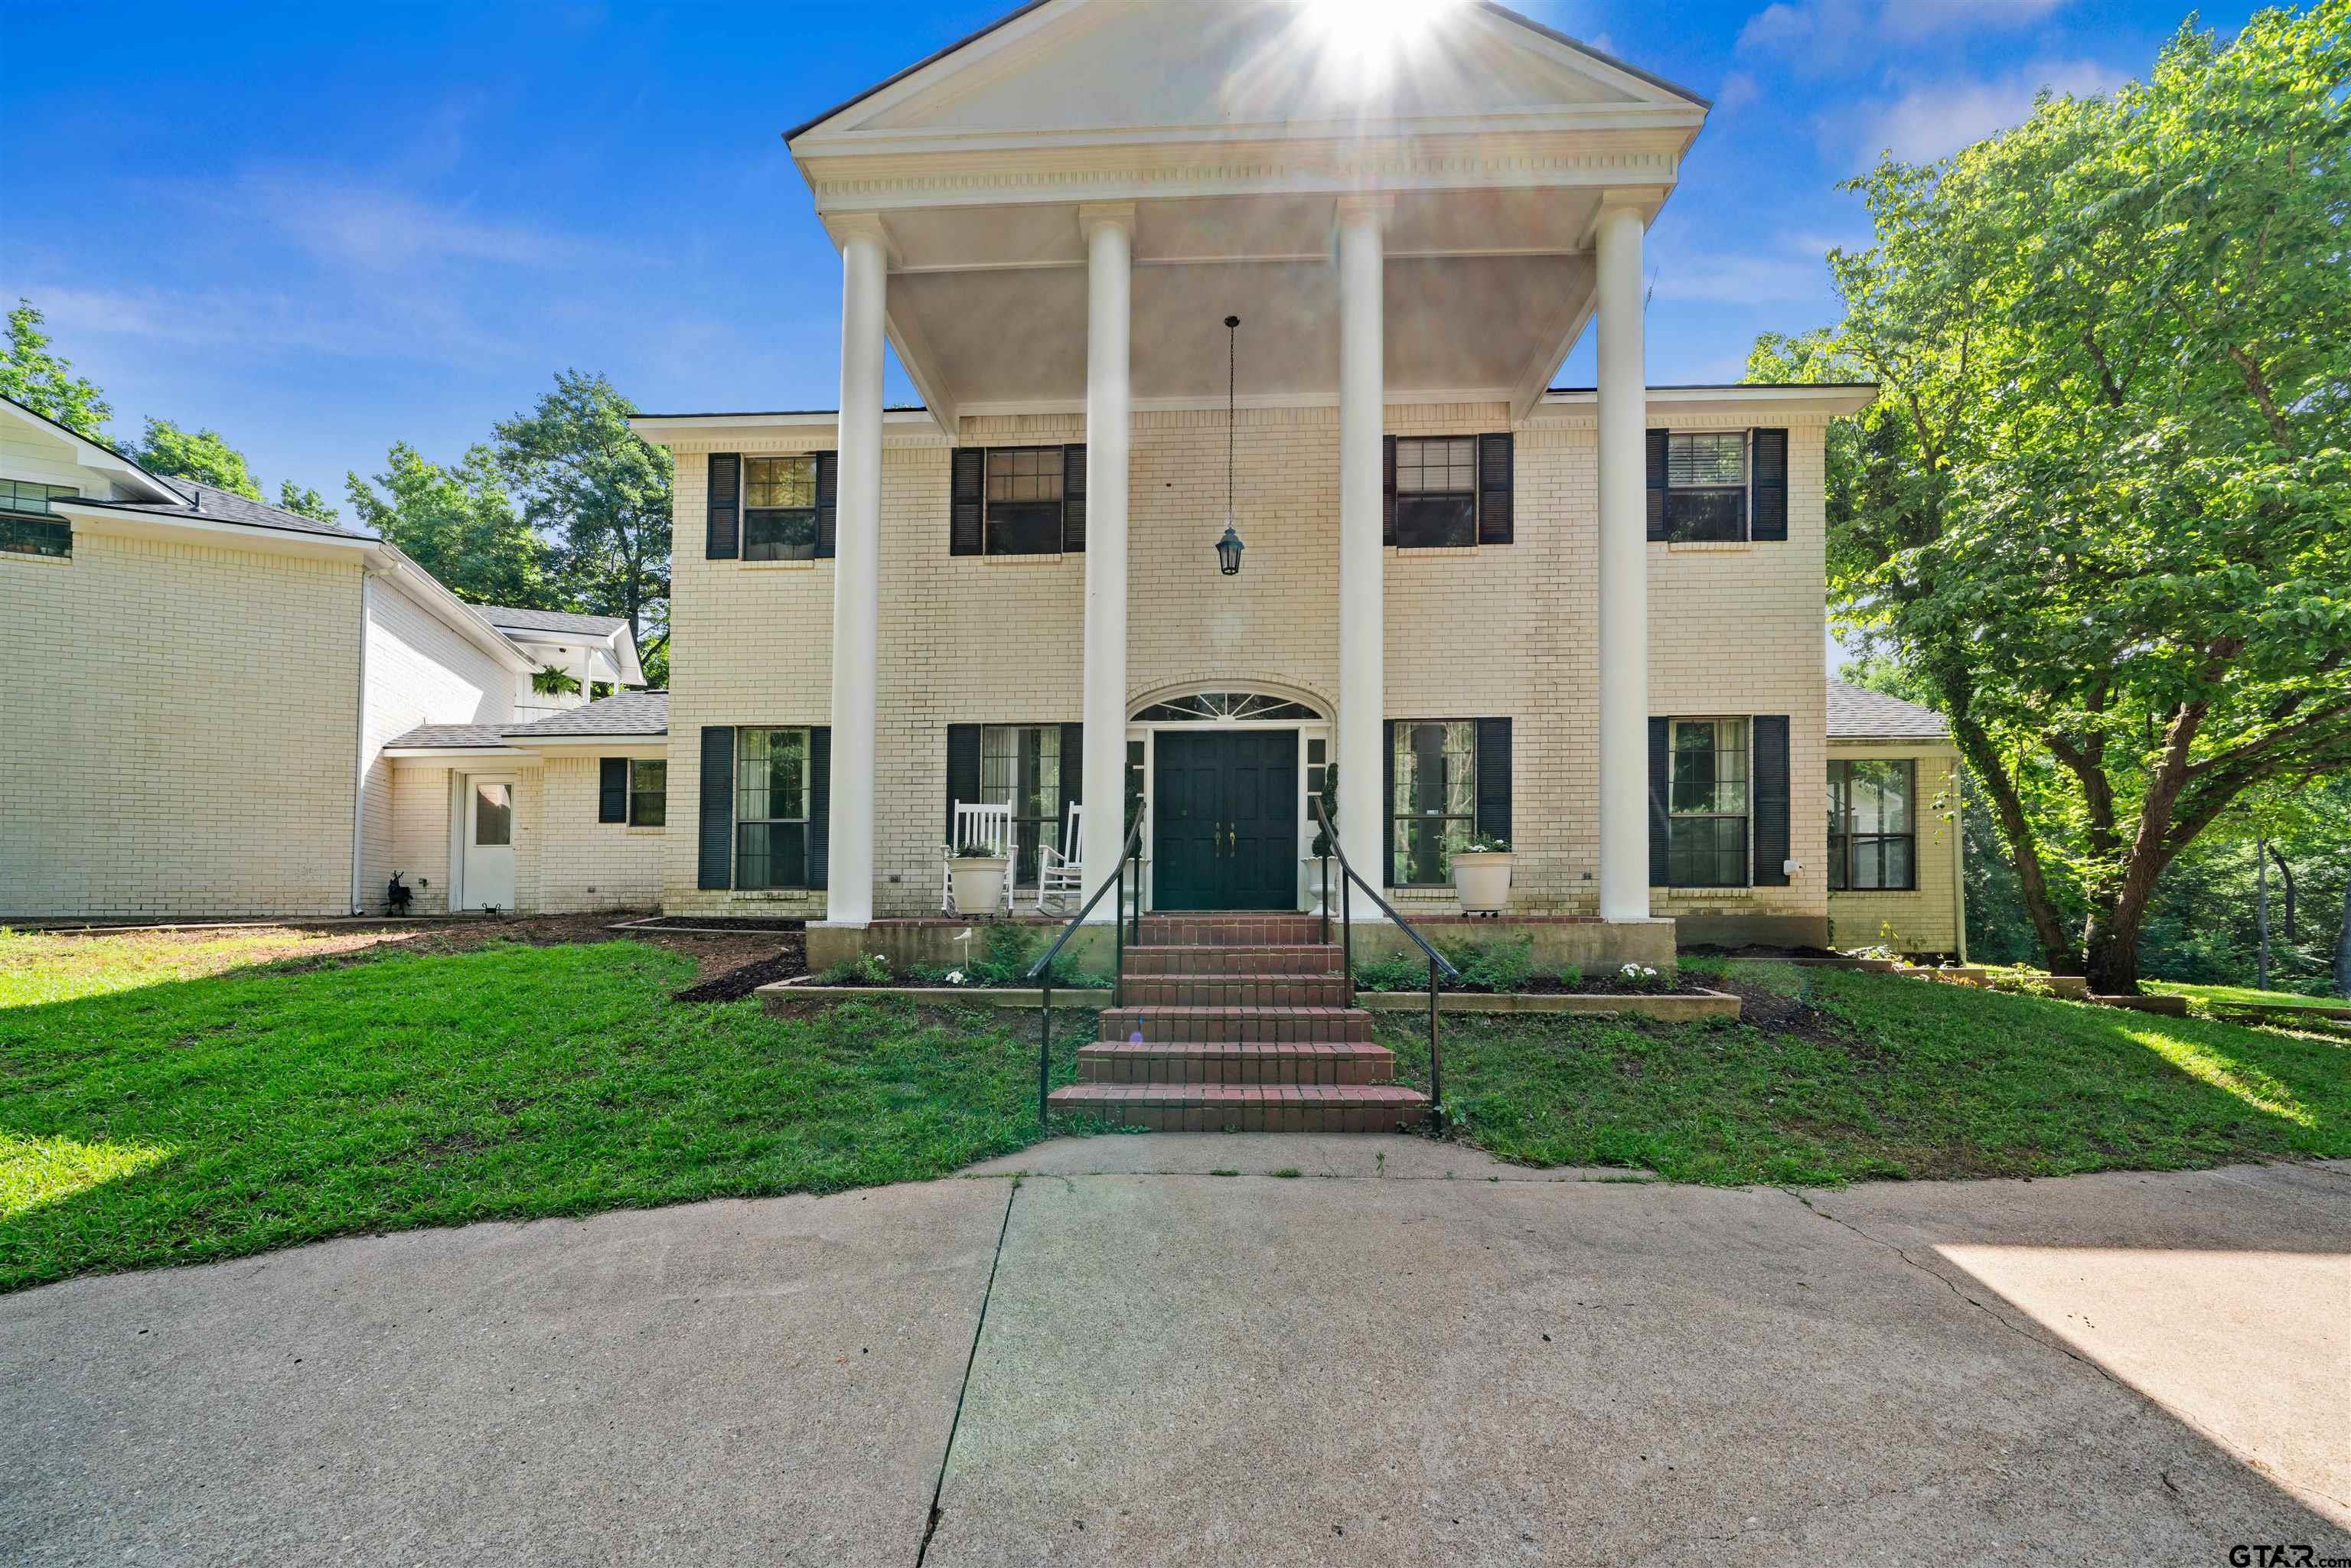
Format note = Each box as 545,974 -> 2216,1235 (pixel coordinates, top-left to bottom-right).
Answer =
1294,0 -> 1465,88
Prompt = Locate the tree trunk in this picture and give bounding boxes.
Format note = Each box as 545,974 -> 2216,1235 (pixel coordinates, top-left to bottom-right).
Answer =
2255,836 -> 2271,992
2335,872 -> 2351,999
1951,719 -> 2079,973
2268,845 -> 2296,940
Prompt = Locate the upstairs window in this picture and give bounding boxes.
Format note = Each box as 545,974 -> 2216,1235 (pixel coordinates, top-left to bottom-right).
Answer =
0,479 -> 76,559
1647,428 -> 1789,543
1668,718 -> 1749,886
743,456 -> 818,561
950,445 -> 1086,556
1393,438 -> 1477,548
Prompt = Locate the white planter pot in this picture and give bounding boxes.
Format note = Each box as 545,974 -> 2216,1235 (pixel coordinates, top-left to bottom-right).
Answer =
1301,855 -> 1330,915
951,857 -> 1009,914
1451,851 -> 1514,913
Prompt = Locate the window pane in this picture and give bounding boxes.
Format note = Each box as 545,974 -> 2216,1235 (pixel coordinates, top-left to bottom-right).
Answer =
1670,722 -> 1717,814
630,760 -> 667,827
473,783 -> 512,847
744,509 -> 818,561
1668,815 -> 1746,887
986,500 -> 1063,554
738,728 -> 807,823
1391,719 -> 1475,883
1667,432 -> 1745,487
986,447 -> 1061,504
1850,759 -> 1912,834
1394,495 -> 1475,549
1665,489 -> 1746,543
743,456 -> 816,509
1852,834 -> 1913,891
1395,437 -> 1475,496
735,821 -> 808,890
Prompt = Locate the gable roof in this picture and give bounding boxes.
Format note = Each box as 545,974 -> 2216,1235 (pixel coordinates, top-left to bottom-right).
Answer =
1828,682 -> 1951,742
0,390 -> 197,506
504,690 -> 668,738
474,605 -> 630,637
53,478 -> 377,543
786,0 -> 1706,145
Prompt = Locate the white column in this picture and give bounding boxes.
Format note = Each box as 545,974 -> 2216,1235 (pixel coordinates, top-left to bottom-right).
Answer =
1079,204 -> 1133,918
1335,197 -> 1387,898
1594,203 -> 1650,921
823,217 -> 888,925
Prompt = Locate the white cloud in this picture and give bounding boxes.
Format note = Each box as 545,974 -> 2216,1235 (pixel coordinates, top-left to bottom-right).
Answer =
1714,70 -> 1762,110
188,171 -> 594,272
1852,58 -> 2124,162
1739,0 -> 2072,68
1648,251 -> 1831,305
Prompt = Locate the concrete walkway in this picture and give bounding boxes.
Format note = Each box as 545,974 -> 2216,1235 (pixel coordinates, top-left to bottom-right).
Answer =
4,1146 -> 2344,1566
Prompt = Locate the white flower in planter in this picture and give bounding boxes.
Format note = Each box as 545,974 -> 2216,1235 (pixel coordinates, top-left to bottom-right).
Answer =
945,969 -> 967,986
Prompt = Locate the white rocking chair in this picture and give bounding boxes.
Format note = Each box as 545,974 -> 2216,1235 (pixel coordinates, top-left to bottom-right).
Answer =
941,800 -> 1016,916
1036,803 -> 1085,914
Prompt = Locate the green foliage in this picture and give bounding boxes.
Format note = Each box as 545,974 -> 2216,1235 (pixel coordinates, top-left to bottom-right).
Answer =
814,952 -> 893,986
1352,949 -> 1427,993
1441,935 -> 1534,993
492,370 -> 673,675
135,418 -> 263,500
0,299 -> 110,437
276,481 -> 338,523
346,442 -> 553,608
530,664 -> 583,697
1554,961 -> 1585,989
1762,3 -> 2351,991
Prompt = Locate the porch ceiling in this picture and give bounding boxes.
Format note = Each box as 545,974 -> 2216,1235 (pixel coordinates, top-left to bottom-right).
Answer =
875,188 -> 1605,414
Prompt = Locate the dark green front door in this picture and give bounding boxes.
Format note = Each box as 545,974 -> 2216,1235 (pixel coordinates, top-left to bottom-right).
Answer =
1153,730 -> 1299,911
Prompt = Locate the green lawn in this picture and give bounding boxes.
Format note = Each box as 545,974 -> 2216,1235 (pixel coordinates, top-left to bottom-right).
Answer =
5,933 -> 2345,1294
1,933 -> 1074,1294
1376,960 -> 2349,1185
2144,980 -> 2350,1011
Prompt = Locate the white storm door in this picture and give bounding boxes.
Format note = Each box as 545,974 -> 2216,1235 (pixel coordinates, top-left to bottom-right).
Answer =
461,776 -> 517,911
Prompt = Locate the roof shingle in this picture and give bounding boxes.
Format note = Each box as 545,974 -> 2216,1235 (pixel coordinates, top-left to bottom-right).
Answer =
474,605 -> 630,637
1828,681 -> 1950,741
62,479 -> 377,543
504,690 -> 668,738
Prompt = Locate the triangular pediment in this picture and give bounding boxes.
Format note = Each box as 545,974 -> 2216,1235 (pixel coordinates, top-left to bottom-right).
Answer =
794,0 -> 1702,145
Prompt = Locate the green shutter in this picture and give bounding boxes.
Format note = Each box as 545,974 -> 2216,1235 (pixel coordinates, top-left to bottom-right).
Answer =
1648,717 -> 1671,885
706,454 -> 740,560
1645,431 -> 1668,542
814,450 -> 838,559
1751,715 -> 1791,885
1750,429 -> 1788,541
950,448 -> 984,556
698,726 -> 735,889
1474,718 -> 1511,842
1476,434 -> 1513,545
598,757 -> 628,823
808,727 -> 831,890
1061,445 -> 1087,553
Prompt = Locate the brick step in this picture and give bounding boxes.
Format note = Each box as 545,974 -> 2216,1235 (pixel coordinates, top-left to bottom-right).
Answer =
1097,1005 -> 1374,1044
1048,1082 -> 1428,1133
1119,974 -> 1350,1007
1136,914 -> 1325,947
1123,944 -> 1343,976
1076,1040 -> 1395,1086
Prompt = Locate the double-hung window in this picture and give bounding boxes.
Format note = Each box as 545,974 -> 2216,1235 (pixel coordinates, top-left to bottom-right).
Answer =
1668,718 -> 1749,886
1391,720 -> 1476,885
1828,759 -> 1916,890
981,725 -> 1061,884
735,727 -> 811,888
985,448 -> 1065,556
628,760 -> 667,827
743,456 -> 819,561
1392,437 -> 1477,549
1,479 -> 77,559
1661,433 -> 1749,542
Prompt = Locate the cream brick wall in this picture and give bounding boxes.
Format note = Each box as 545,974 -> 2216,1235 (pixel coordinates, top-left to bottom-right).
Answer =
1825,742 -> 1965,956
390,764 -> 456,914
357,579 -> 522,915
654,406 -> 1840,931
0,530 -> 362,919
534,753 -> 665,912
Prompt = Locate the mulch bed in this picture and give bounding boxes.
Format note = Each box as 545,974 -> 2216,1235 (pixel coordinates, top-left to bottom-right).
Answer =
671,943 -> 810,1003
1682,942 -> 1850,963
623,915 -> 810,933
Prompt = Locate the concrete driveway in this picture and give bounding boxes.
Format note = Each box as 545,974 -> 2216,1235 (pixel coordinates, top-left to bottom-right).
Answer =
4,1144 -> 2344,1567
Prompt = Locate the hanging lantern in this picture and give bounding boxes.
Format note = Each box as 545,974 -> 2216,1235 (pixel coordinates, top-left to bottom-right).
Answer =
1214,314 -> 1244,577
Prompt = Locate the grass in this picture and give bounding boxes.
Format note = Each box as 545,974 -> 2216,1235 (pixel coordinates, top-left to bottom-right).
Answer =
1,931 -> 1076,1294
2144,980 -> 2349,1011
1378,961 -> 2349,1186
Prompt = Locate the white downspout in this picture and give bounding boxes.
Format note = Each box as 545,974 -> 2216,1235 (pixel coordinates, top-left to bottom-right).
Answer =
350,572 -> 374,917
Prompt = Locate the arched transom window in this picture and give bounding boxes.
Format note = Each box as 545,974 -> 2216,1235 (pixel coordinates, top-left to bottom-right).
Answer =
1132,691 -> 1324,723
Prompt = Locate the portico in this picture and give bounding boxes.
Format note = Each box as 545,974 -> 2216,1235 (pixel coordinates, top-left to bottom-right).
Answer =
783,0 -> 1707,934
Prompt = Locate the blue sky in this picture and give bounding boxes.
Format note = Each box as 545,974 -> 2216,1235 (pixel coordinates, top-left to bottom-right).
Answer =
5,0 -> 2248,508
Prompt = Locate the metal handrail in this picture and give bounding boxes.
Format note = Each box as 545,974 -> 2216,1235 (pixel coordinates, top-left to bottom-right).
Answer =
1312,795 -> 1459,1116
1027,813 -> 1146,1127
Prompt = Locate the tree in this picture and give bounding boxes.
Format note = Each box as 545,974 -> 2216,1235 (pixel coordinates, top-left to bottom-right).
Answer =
1760,5 -> 2351,992
492,370 -> 673,679
1,299 -> 112,437
276,481 -> 339,523
135,419 -> 264,500
345,442 -> 553,608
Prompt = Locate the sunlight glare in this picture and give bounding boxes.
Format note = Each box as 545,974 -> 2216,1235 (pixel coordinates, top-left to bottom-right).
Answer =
1296,0 -> 1464,89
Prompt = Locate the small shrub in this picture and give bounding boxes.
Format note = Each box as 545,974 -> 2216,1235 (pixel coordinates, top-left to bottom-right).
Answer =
1354,950 -> 1427,993
1554,962 -> 1585,989
817,953 -> 893,986
1442,936 -> 1534,993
